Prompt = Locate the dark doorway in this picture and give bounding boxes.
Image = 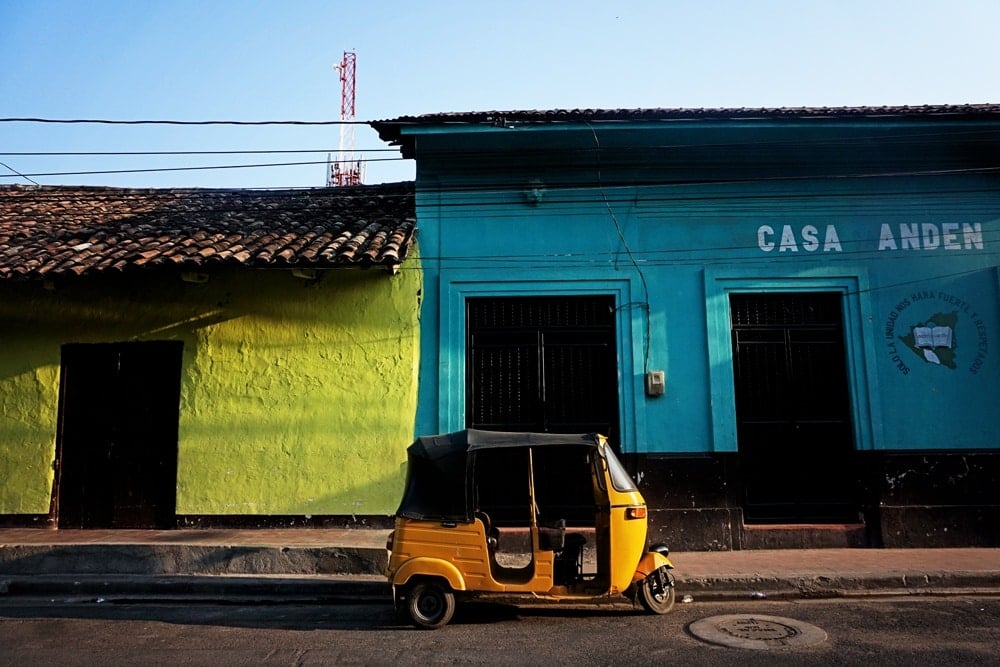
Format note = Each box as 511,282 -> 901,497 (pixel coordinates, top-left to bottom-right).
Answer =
54,341 -> 183,529
466,296 -> 619,445
730,292 -> 857,524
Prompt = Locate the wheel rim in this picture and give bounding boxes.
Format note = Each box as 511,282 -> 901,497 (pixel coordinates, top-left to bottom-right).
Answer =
407,582 -> 455,628
650,588 -> 668,603
415,591 -> 443,621
640,568 -> 676,613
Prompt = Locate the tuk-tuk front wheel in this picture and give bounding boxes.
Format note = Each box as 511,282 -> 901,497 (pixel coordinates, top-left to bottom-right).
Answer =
638,567 -> 676,615
405,580 -> 456,629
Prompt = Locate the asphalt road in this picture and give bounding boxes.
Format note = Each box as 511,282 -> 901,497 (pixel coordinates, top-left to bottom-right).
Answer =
1,595 -> 998,666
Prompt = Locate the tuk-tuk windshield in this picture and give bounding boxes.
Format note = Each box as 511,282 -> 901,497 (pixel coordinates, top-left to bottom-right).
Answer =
604,446 -> 638,492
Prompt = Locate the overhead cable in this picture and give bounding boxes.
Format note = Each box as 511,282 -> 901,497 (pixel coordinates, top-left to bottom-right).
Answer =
0,156 -> 405,178
0,148 -> 400,156
0,117 -> 364,126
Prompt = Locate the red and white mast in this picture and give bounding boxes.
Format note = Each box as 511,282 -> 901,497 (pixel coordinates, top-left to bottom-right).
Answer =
328,50 -> 363,187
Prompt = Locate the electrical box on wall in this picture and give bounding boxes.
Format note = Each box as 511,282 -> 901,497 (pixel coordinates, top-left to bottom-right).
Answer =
645,370 -> 665,397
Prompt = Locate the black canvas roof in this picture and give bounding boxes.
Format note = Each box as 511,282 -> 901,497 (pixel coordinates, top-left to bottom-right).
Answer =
395,430 -> 601,522
410,429 -> 598,456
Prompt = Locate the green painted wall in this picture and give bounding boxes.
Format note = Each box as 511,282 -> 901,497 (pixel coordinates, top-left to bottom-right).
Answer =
0,256 -> 421,516
0,356 -> 59,514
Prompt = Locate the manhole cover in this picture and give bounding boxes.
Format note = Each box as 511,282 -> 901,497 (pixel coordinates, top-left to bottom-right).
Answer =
688,614 -> 827,650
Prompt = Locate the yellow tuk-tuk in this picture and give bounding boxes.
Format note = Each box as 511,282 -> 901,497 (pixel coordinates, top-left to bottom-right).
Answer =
386,430 -> 675,629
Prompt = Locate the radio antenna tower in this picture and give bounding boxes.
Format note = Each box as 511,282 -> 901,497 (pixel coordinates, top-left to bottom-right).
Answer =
327,50 -> 363,187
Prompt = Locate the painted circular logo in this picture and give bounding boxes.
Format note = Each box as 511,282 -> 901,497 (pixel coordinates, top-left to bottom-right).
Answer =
883,290 -> 989,375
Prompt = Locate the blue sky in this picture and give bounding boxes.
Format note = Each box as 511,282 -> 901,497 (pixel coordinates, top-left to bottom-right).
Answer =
1,0 -> 998,188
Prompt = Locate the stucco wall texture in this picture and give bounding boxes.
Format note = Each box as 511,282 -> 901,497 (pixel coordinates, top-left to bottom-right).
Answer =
0,259 -> 422,516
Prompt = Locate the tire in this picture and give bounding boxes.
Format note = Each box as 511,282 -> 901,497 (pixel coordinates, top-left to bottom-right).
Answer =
638,567 -> 676,615
405,581 -> 456,629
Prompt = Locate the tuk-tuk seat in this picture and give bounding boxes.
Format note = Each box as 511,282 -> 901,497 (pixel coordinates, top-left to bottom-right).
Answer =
538,520 -> 566,551
553,530 -> 586,584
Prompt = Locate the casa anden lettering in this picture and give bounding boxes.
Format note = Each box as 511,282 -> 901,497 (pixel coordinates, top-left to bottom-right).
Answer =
757,222 -> 984,253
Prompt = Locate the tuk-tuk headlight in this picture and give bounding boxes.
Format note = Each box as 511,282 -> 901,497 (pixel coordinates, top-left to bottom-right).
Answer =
625,506 -> 647,520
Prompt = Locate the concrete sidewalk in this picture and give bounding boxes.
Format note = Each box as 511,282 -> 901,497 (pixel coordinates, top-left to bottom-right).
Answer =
1,528 -> 999,603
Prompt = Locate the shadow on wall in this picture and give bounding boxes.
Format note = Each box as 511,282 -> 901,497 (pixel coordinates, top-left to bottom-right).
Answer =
0,264 -> 421,519
176,464 -> 411,519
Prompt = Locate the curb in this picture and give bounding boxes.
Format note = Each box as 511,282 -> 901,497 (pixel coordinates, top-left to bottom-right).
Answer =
675,572 -> 1000,601
3,542 -> 999,606
2,572 -> 998,606
0,574 -> 391,604
0,544 -> 388,577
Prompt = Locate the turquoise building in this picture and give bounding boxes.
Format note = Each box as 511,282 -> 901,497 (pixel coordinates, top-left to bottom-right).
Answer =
374,105 -> 1000,549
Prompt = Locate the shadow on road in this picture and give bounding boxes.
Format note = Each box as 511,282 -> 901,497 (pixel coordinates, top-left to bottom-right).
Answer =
0,597 -> 648,632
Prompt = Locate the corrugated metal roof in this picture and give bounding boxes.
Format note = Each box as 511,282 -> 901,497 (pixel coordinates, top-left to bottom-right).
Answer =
0,182 -> 415,281
371,104 -> 1000,156
379,104 -> 1000,124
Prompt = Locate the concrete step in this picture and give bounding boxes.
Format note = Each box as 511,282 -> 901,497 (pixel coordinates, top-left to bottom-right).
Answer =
0,543 -> 387,576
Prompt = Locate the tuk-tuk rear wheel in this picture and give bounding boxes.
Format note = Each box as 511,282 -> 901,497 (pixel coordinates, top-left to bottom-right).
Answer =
638,568 -> 676,615
405,580 -> 456,630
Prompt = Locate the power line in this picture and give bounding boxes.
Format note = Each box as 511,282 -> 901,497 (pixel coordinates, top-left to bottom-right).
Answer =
2,144 -> 996,186
0,161 -> 39,186
0,117 -> 366,126
0,148 -> 401,156
3,194 -> 993,266
385,261 -> 1000,302
0,126 -> 995,183
0,156 -> 406,178
3,128 -> 998,159
5,176 -> 997,218
2,191 -> 995,298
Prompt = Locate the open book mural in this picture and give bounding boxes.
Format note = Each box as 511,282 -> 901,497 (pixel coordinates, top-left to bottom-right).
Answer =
900,311 -> 959,368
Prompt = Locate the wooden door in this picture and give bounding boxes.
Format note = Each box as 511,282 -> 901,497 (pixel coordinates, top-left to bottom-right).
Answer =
55,341 -> 183,529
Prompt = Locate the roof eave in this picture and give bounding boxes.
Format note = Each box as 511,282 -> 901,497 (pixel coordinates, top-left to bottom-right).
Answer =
371,103 -> 1000,155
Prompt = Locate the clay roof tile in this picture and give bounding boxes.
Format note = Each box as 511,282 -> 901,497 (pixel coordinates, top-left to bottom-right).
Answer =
0,182 -> 415,281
